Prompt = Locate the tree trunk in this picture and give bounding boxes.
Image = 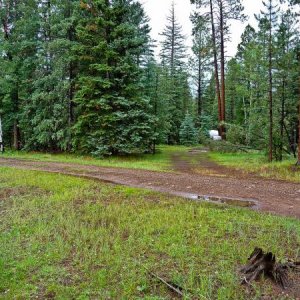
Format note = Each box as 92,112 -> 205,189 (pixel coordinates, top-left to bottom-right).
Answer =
13,120 -> 20,150
197,49 -> 202,121
219,0 -> 226,139
279,79 -> 286,161
209,0 -> 222,135
268,10 -> 273,162
0,115 -> 4,153
67,2 -> 75,129
67,1 -> 76,151
296,44 -> 300,164
171,2 -> 175,77
153,72 -> 159,154
1,1 -> 20,150
12,83 -> 20,150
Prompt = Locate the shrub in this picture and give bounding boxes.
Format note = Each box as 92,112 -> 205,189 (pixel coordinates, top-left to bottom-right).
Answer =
179,114 -> 198,146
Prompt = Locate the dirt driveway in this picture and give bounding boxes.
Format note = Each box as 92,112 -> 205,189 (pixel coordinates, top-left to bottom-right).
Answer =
1,151 -> 300,218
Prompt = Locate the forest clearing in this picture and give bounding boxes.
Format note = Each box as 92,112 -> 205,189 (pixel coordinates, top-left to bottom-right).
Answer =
1,146 -> 300,299
0,0 -> 300,298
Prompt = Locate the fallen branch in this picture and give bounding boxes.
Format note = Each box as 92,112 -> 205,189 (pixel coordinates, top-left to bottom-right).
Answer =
240,247 -> 300,289
136,261 -> 184,297
148,270 -> 184,297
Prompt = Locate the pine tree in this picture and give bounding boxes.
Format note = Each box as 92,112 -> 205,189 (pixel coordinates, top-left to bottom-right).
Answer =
159,2 -> 192,144
160,1 -> 186,74
0,0 -> 39,149
191,0 -> 246,139
21,0 -> 78,151
275,10 -> 298,160
256,0 -> 279,161
74,0 -> 154,156
180,113 -> 198,146
190,13 -> 212,125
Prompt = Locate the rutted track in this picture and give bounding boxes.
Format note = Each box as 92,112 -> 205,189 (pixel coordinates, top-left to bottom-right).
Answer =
1,156 -> 300,218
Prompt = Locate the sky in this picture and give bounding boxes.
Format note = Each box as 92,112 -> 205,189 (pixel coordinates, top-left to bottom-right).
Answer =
139,0 -> 270,58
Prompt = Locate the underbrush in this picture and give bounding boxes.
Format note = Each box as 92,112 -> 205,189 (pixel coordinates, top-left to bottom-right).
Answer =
0,167 -> 299,299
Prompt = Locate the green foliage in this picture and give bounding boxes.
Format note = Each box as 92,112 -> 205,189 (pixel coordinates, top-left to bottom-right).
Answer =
159,4 -> 193,144
207,140 -> 249,153
179,114 -> 198,146
0,0 -> 299,162
225,6 -> 299,159
226,124 -> 246,145
0,0 -> 156,155
74,0 -> 155,156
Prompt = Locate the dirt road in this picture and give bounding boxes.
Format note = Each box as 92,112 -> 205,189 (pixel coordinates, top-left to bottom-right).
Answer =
1,151 -> 300,218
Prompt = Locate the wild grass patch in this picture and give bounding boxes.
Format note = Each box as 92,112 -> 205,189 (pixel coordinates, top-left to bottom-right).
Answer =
210,151 -> 300,182
0,167 -> 299,299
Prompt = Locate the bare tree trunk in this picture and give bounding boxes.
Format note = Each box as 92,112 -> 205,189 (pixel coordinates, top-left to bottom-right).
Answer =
153,72 -> 159,154
197,49 -> 202,120
209,0 -> 222,135
67,2 -> 75,151
219,0 -> 226,139
279,79 -> 286,161
1,0 -> 20,150
67,2 -> 75,128
0,115 -> 4,153
12,83 -> 20,150
298,107 -> 300,164
268,10 -> 273,162
297,48 -> 300,164
13,120 -> 20,150
171,2 -> 175,76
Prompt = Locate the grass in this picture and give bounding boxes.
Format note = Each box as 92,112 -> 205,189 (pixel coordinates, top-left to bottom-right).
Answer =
0,167 -> 299,299
0,145 -> 190,172
3,145 -> 300,182
209,151 -> 300,182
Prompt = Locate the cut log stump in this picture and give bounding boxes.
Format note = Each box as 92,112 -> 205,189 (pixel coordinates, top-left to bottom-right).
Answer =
240,247 -> 300,289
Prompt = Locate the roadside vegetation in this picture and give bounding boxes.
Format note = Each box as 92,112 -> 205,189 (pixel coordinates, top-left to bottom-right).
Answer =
0,146 -> 190,172
209,151 -> 300,182
3,145 -> 300,182
0,168 -> 299,299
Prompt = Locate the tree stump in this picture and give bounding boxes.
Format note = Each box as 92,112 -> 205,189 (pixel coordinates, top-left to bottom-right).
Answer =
240,247 -> 300,289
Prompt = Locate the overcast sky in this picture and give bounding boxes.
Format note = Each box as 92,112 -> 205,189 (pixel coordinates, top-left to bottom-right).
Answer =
139,0 -> 281,58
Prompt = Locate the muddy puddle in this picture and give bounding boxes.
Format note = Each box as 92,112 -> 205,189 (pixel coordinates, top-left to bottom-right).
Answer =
177,192 -> 259,209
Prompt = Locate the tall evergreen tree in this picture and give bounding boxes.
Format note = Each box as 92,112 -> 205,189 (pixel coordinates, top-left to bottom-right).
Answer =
274,10 -> 298,160
0,0 -> 39,149
256,0 -> 279,161
74,0 -> 154,156
159,2 -> 192,144
191,0 -> 246,139
21,0 -> 78,151
190,13 -> 212,125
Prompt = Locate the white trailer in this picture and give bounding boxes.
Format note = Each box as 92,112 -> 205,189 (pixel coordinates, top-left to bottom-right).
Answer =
209,130 -> 222,141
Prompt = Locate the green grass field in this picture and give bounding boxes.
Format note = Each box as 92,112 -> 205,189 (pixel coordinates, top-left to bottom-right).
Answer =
0,167 -> 299,299
0,146 -> 189,172
210,151 -> 300,182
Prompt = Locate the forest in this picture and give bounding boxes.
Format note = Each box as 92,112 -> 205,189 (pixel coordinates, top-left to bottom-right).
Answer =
1,1 -> 300,298
0,0 -> 299,161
